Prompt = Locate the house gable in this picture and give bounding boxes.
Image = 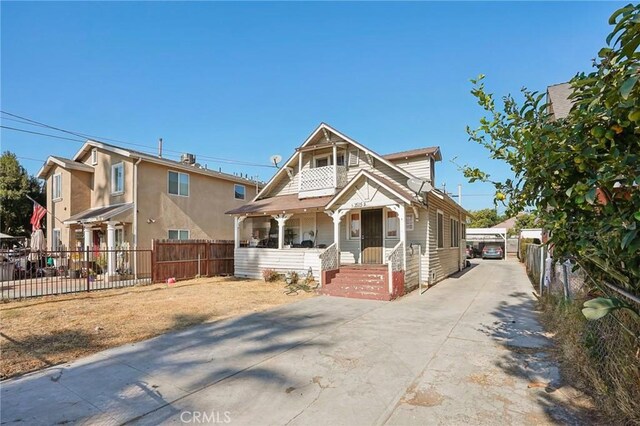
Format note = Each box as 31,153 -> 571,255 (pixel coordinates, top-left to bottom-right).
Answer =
327,170 -> 413,211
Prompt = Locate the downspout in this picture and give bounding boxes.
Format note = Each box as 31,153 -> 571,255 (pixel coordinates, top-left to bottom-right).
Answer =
133,157 -> 142,278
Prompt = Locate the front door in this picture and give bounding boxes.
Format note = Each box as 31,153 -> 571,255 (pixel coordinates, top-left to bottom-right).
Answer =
361,209 -> 383,264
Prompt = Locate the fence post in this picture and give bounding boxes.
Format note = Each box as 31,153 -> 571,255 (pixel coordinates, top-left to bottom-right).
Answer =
206,241 -> 210,277
539,245 -> 545,296
562,260 -> 570,300
151,239 -> 156,283
86,246 -> 90,292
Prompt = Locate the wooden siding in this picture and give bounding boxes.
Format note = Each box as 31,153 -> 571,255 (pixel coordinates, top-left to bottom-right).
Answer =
426,193 -> 464,283
405,244 -> 422,291
234,248 -> 323,280
388,157 -> 431,181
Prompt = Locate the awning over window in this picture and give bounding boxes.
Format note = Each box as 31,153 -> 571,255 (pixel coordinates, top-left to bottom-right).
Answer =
63,203 -> 134,225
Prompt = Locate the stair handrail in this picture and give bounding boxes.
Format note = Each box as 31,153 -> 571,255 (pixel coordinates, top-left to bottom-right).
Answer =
386,241 -> 405,295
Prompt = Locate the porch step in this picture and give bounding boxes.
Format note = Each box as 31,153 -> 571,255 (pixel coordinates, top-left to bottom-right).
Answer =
321,264 -> 391,301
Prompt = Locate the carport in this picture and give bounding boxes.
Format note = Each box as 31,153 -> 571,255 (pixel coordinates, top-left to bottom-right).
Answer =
465,227 -> 507,260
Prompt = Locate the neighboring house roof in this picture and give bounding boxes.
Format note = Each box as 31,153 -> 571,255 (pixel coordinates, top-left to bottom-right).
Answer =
225,194 -> 333,215
37,156 -> 95,178
547,82 -> 574,120
383,147 -> 442,162
256,123 -> 418,201
63,203 -> 134,225
492,216 -> 517,230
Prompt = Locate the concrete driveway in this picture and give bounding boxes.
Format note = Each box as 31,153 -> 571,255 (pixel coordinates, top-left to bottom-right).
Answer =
1,260 -> 590,425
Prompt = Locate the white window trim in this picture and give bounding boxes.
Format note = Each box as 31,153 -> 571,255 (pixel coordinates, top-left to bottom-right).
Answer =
52,173 -> 62,201
450,217 -> 460,248
384,207 -> 400,240
347,210 -> 361,240
234,184 -> 246,200
406,212 -> 415,232
167,170 -> 190,197
436,209 -> 444,249
314,154 -> 332,168
348,149 -> 359,166
168,229 -> 190,240
111,162 -> 124,195
91,148 -> 98,165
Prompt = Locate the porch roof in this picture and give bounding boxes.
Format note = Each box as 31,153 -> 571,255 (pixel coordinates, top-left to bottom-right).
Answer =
226,194 -> 332,215
63,203 -> 134,225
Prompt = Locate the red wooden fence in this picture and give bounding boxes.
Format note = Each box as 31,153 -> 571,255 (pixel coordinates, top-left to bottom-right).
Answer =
151,239 -> 234,283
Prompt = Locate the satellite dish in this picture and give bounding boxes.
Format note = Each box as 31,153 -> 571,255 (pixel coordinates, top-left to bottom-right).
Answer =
269,154 -> 282,168
407,178 -> 433,194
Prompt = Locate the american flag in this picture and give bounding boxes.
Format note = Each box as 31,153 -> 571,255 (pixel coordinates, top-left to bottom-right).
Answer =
30,201 -> 47,231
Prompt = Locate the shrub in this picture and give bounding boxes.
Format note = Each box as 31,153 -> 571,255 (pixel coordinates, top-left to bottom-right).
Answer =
261,268 -> 280,282
519,238 -> 534,262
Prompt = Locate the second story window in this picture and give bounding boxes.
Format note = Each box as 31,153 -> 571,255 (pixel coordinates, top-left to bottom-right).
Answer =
315,156 -> 330,168
168,171 -> 189,196
52,173 -> 62,200
234,184 -> 246,200
111,162 -> 124,194
336,154 -> 345,166
91,148 -> 98,165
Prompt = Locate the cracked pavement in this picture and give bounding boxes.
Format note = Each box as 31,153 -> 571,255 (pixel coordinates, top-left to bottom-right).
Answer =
0,260 -> 591,425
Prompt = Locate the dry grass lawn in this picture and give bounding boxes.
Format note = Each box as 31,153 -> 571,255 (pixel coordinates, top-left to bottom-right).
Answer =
0,277 -> 315,380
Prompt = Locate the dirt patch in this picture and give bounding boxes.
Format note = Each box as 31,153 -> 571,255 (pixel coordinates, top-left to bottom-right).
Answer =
401,384 -> 445,407
0,277 -> 314,379
467,372 -> 515,388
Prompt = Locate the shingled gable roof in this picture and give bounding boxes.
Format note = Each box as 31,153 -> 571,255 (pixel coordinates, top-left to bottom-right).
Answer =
254,123 -> 417,201
383,147 -> 442,162
225,194 -> 332,215
37,156 -> 95,179
547,82 -> 574,120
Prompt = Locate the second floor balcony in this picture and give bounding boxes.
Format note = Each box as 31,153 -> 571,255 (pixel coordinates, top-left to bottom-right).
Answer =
299,165 -> 348,198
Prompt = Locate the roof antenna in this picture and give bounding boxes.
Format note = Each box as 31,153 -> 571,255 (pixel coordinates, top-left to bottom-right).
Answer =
158,138 -> 163,158
269,154 -> 282,168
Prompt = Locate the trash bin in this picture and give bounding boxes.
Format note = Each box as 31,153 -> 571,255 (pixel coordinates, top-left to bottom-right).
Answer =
0,262 -> 15,281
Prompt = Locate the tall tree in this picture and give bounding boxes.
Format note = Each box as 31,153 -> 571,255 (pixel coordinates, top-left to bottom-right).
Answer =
467,208 -> 505,228
0,152 -> 45,236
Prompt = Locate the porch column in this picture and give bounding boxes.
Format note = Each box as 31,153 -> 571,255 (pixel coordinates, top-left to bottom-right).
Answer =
234,216 -> 246,249
332,144 -> 338,188
389,204 -> 407,270
83,225 -> 93,261
106,221 -> 116,276
327,209 -> 348,262
273,214 -> 292,249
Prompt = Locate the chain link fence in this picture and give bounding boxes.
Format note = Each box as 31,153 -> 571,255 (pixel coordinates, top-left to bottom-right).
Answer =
521,243 -> 639,424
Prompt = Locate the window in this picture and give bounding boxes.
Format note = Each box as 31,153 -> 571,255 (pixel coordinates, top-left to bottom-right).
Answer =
386,210 -> 399,238
437,211 -> 444,248
115,228 -> 124,247
234,184 -> 246,200
111,163 -> 124,194
349,212 -> 361,239
52,173 -> 62,200
168,229 -> 189,240
52,229 -> 61,251
461,223 -> 467,240
168,171 -> 189,196
336,154 -> 345,166
450,218 -> 459,247
406,213 -> 415,231
348,150 -> 359,166
315,156 -> 330,168
91,148 -> 98,165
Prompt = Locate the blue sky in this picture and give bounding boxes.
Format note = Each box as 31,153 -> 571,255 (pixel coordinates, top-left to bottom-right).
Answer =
1,1 -> 620,211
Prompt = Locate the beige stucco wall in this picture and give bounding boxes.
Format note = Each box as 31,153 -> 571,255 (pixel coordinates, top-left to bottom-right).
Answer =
78,148 -> 134,207
136,161 -> 258,248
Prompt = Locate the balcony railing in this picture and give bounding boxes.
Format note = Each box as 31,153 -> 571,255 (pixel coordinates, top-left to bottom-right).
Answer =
299,166 -> 347,197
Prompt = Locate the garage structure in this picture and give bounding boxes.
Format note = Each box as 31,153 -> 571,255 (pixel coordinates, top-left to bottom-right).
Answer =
465,227 -> 507,259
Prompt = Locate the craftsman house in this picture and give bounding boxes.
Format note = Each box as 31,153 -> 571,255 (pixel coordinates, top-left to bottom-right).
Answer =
227,123 -> 469,300
37,141 -> 260,255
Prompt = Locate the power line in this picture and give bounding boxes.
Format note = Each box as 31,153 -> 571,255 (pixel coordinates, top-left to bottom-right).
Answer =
0,125 -> 86,143
1,111 -> 276,169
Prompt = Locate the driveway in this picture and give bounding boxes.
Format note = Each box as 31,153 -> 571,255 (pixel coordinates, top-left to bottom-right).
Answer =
1,260 -> 590,425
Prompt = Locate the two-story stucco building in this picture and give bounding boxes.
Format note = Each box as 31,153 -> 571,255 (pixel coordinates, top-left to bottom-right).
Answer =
37,140 -> 260,253
227,123 -> 469,300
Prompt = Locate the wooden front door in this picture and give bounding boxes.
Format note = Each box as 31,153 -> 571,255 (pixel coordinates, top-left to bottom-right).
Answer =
361,209 -> 383,264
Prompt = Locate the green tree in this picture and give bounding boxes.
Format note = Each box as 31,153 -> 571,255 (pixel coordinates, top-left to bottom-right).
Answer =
0,152 -> 45,236
462,4 -> 640,292
467,208 -> 505,228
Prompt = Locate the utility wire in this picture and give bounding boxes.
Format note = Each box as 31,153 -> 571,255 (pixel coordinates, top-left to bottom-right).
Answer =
1,111 -> 276,169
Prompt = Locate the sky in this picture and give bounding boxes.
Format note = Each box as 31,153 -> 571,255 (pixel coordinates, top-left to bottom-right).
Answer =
0,1 -> 621,211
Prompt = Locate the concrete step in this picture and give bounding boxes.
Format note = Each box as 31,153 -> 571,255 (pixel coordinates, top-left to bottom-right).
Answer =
333,272 -> 387,280
320,288 -> 392,301
324,282 -> 388,293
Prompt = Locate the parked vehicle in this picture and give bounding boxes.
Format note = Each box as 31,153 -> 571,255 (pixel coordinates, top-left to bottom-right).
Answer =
466,246 -> 475,259
482,245 -> 503,259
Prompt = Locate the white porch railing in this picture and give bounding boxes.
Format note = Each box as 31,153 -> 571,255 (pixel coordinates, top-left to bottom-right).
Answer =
300,165 -> 347,192
319,243 -> 339,286
386,241 -> 405,295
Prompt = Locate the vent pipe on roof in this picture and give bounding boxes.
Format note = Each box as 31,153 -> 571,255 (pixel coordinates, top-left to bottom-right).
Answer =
158,138 -> 163,158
